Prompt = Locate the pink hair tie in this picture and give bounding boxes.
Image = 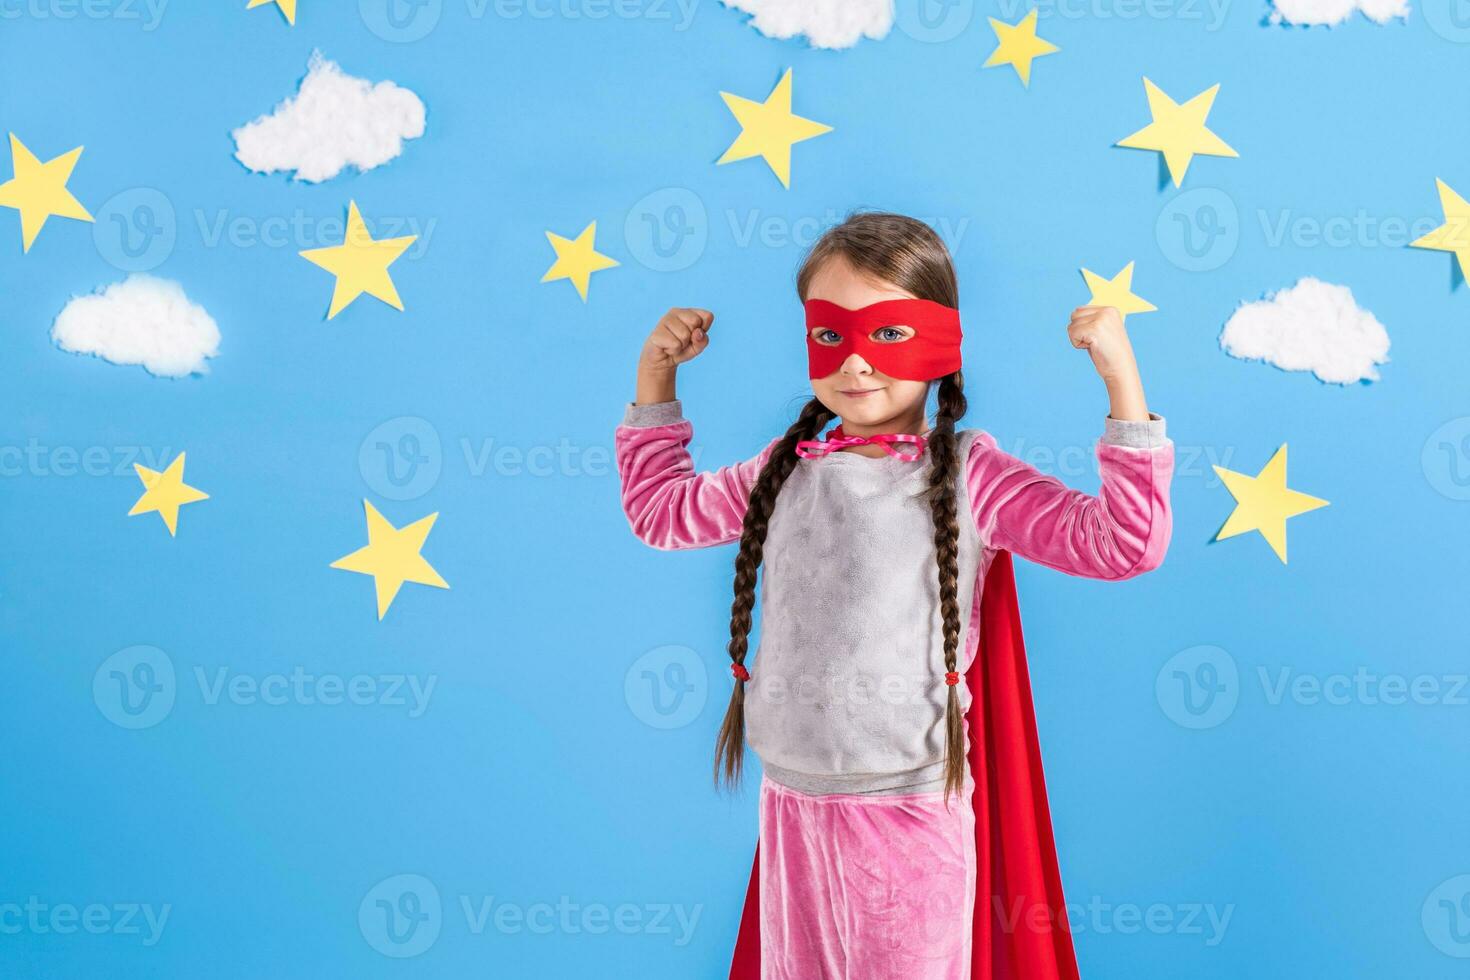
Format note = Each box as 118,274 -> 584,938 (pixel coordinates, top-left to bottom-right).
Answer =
795,425 -> 928,462
731,663 -> 750,682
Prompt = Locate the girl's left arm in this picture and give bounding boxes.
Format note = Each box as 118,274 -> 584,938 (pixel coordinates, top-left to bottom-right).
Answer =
966,421 -> 1173,581
967,303 -> 1173,580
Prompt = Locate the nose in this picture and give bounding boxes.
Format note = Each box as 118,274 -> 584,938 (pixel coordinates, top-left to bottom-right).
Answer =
839,352 -> 872,376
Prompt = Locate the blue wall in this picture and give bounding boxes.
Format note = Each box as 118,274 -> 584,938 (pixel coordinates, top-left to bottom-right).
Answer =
1,1 -> 1466,977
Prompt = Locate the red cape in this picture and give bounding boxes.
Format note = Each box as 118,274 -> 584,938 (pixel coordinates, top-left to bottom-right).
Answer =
728,551 -> 1081,980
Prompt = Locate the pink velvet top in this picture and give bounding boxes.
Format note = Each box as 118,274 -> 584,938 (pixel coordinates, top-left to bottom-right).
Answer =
615,398 -> 1174,793
615,400 -> 1173,580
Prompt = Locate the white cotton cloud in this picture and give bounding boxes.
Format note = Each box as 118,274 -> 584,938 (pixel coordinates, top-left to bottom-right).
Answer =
1268,0 -> 1408,26
1220,277 -> 1389,385
52,275 -> 221,378
232,51 -> 426,183
720,0 -> 893,48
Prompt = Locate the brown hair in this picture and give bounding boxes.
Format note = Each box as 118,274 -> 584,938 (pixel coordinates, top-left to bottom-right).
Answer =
713,211 -> 971,801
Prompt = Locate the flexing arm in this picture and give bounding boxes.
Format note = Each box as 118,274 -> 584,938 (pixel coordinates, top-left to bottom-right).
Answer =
967,416 -> 1174,580
616,399 -> 780,550
617,307 -> 782,550
966,302 -> 1173,579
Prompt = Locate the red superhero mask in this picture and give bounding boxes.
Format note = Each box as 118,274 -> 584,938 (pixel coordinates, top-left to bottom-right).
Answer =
804,298 -> 964,381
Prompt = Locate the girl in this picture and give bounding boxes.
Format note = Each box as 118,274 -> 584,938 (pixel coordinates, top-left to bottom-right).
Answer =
615,213 -> 1173,980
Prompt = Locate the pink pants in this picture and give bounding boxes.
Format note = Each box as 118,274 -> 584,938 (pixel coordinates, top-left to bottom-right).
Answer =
758,775 -> 977,980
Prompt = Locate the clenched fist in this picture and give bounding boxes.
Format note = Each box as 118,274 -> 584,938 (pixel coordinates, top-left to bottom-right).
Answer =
1067,305 -> 1150,422
641,308 -> 715,373
1067,305 -> 1139,385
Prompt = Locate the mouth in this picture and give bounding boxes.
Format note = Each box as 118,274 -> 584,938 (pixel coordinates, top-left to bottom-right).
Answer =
839,388 -> 883,398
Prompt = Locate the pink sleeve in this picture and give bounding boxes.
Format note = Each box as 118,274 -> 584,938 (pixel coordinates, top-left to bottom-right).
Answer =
966,419 -> 1174,580
615,400 -> 781,551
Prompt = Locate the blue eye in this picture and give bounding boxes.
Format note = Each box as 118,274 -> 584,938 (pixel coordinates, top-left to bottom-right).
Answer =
817,329 -> 842,343
875,327 -> 907,342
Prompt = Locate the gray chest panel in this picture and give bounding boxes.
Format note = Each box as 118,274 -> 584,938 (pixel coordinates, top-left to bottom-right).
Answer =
744,428 -> 985,795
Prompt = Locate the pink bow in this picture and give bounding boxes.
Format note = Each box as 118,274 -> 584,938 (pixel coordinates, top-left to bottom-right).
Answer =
795,425 -> 928,461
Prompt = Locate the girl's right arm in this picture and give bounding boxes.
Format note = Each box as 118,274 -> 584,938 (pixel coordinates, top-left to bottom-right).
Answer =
616,402 -> 780,550
615,307 -> 780,551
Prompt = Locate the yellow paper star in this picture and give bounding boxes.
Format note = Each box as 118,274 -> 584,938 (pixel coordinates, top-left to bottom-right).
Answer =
1116,78 -> 1237,187
541,221 -> 619,302
1212,445 -> 1329,564
1080,261 -> 1157,322
983,11 -> 1059,87
1410,178 -> 1470,280
129,453 -> 209,537
717,68 -> 833,189
331,500 -> 449,620
0,134 -> 94,253
300,201 -> 416,319
247,0 -> 296,24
